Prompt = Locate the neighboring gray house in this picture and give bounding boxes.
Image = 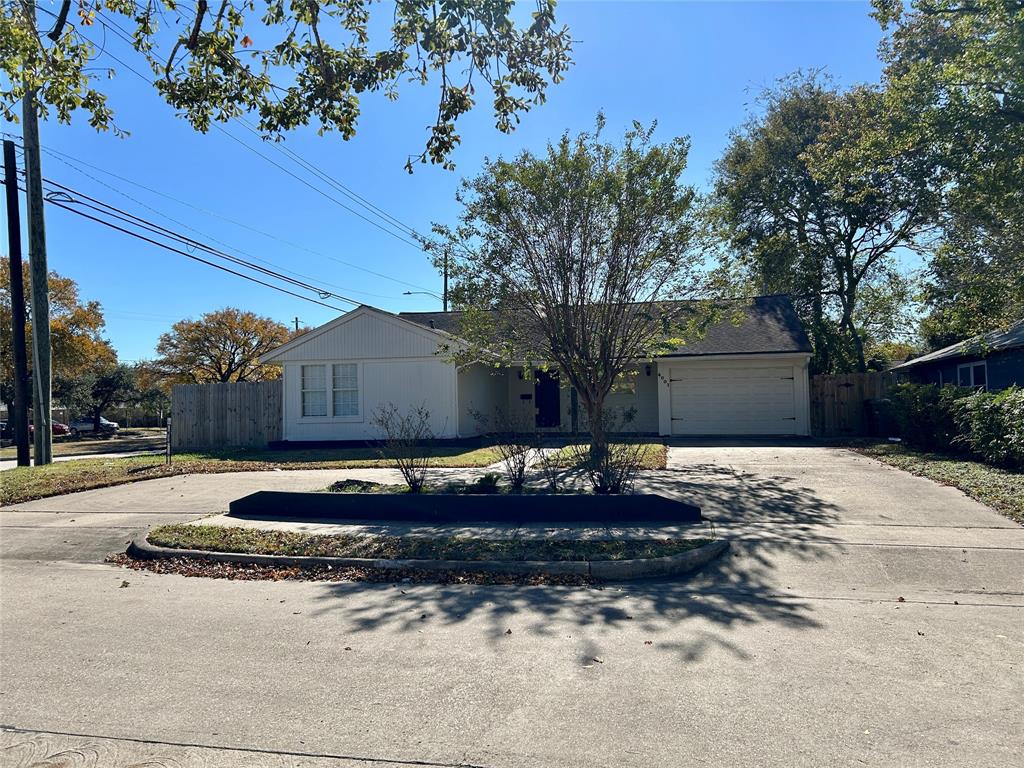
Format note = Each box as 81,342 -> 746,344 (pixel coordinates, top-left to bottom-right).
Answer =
894,321 -> 1024,392
261,295 -> 813,441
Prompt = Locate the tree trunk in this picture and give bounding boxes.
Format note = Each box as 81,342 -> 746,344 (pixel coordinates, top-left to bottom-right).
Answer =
582,395 -> 608,465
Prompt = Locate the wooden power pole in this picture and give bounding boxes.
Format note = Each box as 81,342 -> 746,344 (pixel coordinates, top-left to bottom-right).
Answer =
23,89 -> 53,465
442,252 -> 449,313
3,139 -> 31,466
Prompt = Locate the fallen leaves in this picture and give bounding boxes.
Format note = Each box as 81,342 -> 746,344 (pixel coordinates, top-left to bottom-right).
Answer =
105,553 -> 599,587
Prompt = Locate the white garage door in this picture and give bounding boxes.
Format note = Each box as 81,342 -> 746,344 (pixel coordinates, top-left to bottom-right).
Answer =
670,363 -> 798,435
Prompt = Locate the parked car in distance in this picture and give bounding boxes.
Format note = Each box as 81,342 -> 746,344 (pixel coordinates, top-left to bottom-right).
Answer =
2,421 -> 71,438
69,417 -> 120,435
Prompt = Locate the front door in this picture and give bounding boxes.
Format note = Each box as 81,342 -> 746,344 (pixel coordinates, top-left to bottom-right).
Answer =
534,370 -> 561,428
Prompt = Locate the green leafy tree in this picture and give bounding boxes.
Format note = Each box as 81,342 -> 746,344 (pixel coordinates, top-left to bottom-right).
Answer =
712,75 -> 941,373
1,0 -> 572,170
154,307 -> 289,383
428,116 -> 709,462
870,0 -> 1024,344
56,362 -> 137,429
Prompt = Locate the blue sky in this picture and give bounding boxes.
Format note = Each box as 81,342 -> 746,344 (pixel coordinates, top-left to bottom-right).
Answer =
13,1 -> 886,362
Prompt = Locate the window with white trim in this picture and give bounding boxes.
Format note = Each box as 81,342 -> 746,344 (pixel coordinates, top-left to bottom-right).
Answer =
332,363 -> 360,417
957,361 -> 987,390
301,364 -> 328,417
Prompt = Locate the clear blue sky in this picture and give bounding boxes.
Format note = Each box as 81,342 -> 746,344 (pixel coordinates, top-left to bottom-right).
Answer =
15,1 -> 886,362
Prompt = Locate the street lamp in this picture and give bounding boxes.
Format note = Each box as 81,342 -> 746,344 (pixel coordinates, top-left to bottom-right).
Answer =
403,290 -> 447,312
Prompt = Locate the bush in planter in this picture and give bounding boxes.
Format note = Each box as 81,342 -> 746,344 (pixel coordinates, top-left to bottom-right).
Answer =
370,403 -> 434,492
952,387 -> 1024,469
884,383 -> 972,451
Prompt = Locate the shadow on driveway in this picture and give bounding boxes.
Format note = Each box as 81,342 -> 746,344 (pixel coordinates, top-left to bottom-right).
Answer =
308,464 -> 841,664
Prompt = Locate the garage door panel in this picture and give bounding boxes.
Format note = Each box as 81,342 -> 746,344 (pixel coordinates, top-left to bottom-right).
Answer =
670,363 -> 798,435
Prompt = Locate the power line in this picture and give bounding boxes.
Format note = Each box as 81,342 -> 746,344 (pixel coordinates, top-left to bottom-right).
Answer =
16,137 -> 434,293
12,138 -> 404,301
0,176 -> 348,312
38,175 -> 364,306
211,125 -> 423,250
88,8 -> 429,250
31,7 -> 445,301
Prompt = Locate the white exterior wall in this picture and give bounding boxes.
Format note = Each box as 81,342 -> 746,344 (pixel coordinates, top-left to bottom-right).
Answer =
457,364 -> 506,436
282,358 -> 458,441
501,364 -> 659,434
267,308 -> 462,441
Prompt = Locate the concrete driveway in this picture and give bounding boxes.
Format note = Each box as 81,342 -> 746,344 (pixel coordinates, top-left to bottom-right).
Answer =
1,445 -> 1021,767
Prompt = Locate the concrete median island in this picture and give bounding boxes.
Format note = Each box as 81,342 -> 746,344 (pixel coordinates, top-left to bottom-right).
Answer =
125,523 -> 728,582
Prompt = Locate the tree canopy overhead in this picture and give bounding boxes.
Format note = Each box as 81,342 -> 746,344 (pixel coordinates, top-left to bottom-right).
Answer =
1,0 -> 573,170
870,0 -> 1023,344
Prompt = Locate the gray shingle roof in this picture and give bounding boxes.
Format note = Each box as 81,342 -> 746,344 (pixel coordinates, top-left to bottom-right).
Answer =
894,320 -> 1024,369
399,295 -> 811,357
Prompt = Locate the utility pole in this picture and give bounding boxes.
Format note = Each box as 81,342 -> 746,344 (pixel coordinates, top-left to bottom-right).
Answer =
293,316 -> 301,333
442,252 -> 448,312
4,139 -> 31,466
23,82 -> 53,465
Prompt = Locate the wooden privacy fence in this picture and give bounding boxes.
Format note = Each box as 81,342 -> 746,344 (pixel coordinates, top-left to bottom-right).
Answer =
171,380 -> 282,450
810,371 -> 897,438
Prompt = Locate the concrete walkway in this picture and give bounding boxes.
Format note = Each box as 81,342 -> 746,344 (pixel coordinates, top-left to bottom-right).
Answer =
1,445 -> 1021,767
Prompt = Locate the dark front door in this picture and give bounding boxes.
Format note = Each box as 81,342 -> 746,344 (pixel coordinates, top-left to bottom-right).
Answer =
534,370 -> 561,428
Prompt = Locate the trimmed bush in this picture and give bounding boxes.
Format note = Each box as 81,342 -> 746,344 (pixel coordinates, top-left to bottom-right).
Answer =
952,387 -> 1024,469
883,383 -> 972,451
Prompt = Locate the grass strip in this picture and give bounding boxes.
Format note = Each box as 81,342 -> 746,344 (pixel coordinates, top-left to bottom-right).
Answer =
0,445 -> 503,507
148,524 -> 711,562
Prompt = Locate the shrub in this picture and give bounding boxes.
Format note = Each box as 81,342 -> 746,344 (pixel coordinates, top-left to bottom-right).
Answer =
470,408 -> 534,491
566,408 -> 648,494
953,387 -> 1024,469
883,383 -> 972,451
370,403 -> 434,492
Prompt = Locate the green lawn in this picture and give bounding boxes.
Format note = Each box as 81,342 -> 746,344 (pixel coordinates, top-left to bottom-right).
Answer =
549,441 -> 667,470
0,445 -> 502,507
851,442 -> 1024,524
149,524 -> 711,562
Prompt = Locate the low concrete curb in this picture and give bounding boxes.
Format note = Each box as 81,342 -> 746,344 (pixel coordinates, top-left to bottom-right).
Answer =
127,536 -> 729,581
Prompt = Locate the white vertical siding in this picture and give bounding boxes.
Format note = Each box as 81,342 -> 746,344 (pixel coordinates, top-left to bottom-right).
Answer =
270,308 -> 446,362
283,359 -> 458,440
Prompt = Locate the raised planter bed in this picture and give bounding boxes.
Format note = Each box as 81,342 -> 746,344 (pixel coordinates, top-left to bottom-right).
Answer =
228,490 -> 703,524
127,534 -> 729,582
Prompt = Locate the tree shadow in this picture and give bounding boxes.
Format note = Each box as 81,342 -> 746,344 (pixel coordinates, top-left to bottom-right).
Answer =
306,463 -> 843,664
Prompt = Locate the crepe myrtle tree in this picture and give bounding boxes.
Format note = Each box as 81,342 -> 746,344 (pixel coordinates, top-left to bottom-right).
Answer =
1,0 -> 572,171
426,115 -> 714,463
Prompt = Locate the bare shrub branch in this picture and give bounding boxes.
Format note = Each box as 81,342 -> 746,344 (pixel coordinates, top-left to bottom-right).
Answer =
370,403 -> 434,493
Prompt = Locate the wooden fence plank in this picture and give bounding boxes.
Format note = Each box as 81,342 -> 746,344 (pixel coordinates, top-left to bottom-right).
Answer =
810,371 -> 897,437
171,380 -> 283,450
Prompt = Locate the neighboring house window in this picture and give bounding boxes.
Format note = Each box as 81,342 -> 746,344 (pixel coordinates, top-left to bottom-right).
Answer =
332,363 -> 360,417
957,361 -> 987,390
301,365 -> 328,417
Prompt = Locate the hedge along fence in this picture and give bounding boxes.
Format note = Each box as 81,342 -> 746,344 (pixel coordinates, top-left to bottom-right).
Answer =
810,372 -> 897,437
171,380 -> 282,451
884,383 -> 1024,469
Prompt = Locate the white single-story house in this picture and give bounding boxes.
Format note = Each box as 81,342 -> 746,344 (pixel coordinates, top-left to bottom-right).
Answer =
260,295 -> 813,441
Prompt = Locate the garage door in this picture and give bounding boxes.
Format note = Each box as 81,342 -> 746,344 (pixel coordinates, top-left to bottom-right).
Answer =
669,363 -> 798,435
